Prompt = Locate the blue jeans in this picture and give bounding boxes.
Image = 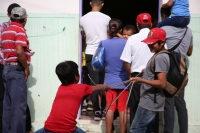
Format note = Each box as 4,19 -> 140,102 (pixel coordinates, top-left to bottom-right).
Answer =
2,65 -> 27,133
157,16 -> 190,28
130,106 -> 157,133
34,127 -> 86,133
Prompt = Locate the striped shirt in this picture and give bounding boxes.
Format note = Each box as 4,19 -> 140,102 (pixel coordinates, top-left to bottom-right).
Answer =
0,21 -> 10,64
1,22 -> 30,64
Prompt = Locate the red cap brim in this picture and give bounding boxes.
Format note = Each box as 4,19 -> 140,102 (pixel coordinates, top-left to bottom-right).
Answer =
141,38 -> 158,45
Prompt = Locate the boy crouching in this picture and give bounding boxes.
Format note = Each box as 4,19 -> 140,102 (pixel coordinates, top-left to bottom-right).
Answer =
35,61 -> 110,133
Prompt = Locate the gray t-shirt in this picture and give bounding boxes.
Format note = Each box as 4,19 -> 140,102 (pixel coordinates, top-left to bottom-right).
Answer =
139,53 -> 170,111
161,26 -> 193,56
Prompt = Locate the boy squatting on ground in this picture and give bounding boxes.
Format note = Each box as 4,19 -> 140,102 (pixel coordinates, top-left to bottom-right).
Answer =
130,28 -> 170,133
34,61 -> 110,133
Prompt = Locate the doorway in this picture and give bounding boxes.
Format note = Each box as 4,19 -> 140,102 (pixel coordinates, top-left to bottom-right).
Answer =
82,0 -> 160,29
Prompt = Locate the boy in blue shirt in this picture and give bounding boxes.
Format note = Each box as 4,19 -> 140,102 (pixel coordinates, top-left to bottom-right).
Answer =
157,0 -> 190,27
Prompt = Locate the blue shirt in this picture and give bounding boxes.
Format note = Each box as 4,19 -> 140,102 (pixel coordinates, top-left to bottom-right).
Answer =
100,38 -> 128,89
171,0 -> 190,16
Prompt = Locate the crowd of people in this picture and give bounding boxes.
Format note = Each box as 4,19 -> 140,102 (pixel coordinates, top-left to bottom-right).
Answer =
0,0 -> 193,133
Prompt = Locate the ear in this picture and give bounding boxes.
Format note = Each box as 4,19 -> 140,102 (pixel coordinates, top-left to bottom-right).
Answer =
90,2 -> 92,7
119,29 -> 122,34
150,23 -> 153,28
7,14 -> 11,18
75,76 -> 80,83
101,3 -> 104,7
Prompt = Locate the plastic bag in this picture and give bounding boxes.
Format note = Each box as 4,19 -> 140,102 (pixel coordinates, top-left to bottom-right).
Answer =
92,46 -> 105,70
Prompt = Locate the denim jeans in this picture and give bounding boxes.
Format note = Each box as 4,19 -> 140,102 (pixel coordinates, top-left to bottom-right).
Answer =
2,65 -> 27,133
164,89 -> 188,133
34,127 -> 86,133
130,106 -> 157,133
157,16 -> 190,28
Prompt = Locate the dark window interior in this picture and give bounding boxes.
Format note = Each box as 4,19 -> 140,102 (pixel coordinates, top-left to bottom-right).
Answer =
82,0 -> 159,30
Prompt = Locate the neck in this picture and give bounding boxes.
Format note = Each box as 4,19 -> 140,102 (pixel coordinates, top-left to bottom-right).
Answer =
91,6 -> 101,12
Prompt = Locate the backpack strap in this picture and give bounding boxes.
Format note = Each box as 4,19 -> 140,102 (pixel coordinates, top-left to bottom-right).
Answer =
150,49 -> 170,103
150,49 -> 170,72
168,27 -> 188,52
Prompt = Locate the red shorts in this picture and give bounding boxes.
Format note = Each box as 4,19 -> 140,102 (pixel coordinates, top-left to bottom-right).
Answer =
105,89 -> 128,112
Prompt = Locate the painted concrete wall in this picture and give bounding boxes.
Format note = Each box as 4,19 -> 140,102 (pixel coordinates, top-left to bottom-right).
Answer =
0,0 -> 80,131
162,0 -> 200,132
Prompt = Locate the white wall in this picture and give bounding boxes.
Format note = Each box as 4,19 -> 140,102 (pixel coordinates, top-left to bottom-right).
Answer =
0,0 -> 79,14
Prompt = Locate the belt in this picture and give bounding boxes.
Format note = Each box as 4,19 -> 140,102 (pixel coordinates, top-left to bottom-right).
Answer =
5,62 -> 18,65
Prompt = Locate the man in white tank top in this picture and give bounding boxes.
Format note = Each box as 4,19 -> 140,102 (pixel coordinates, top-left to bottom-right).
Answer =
80,0 -> 111,121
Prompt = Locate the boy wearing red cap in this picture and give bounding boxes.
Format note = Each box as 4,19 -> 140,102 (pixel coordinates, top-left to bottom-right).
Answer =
130,28 -> 170,133
120,13 -> 154,126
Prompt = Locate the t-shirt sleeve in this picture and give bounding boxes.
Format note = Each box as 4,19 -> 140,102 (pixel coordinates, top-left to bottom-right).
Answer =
155,53 -> 170,73
84,84 -> 93,96
120,38 -> 132,63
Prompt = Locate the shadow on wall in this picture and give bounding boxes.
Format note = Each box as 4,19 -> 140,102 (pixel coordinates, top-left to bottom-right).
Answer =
27,64 -> 37,123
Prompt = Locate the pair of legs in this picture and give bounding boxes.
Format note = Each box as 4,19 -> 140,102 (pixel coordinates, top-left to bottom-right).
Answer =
105,89 -> 128,133
0,64 -> 32,133
2,65 -> 28,133
130,106 -> 157,133
35,127 -> 85,133
164,89 -> 188,133
129,73 -> 159,133
157,16 -> 190,28
86,54 -> 105,120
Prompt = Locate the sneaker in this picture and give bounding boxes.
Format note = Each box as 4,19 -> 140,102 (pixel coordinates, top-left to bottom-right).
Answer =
101,110 -> 106,120
81,106 -> 87,112
82,100 -> 87,112
94,111 -> 102,121
87,101 -> 94,111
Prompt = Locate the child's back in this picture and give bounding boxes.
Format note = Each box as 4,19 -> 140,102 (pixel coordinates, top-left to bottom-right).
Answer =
157,0 -> 190,27
44,84 -> 93,132
171,0 -> 190,16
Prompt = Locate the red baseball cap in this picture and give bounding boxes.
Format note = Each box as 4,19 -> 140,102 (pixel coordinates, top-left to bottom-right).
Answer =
136,13 -> 152,25
142,28 -> 166,45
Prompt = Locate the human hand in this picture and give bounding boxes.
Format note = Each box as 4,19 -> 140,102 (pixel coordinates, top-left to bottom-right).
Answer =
100,84 -> 110,91
30,52 -> 35,56
130,77 -> 143,84
141,69 -> 145,73
24,67 -> 30,81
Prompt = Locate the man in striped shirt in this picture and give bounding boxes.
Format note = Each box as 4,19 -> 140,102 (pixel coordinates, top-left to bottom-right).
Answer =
1,7 -> 31,133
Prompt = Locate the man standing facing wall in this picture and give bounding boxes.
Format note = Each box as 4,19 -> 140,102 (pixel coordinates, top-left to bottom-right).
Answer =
1,7 -> 31,133
160,7 -> 193,133
120,13 -> 154,125
80,0 -> 110,120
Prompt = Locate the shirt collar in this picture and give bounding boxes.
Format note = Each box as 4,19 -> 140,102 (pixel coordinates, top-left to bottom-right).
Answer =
139,28 -> 150,33
10,22 -> 26,31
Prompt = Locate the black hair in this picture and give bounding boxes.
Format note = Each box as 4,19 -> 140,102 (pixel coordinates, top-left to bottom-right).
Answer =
123,25 -> 136,34
138,24 -> 151,29
157,40 -> 165,48
7,3 -> 20,15
55,61 -> 79,85
161,7 -> 171,18
10,18 -> 25,23
108,18 -> 123,38
91,0 -> 104,6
